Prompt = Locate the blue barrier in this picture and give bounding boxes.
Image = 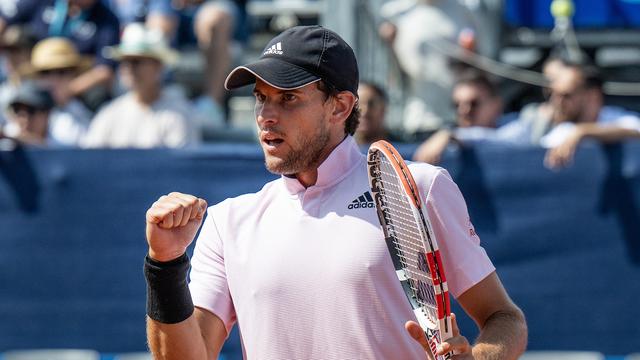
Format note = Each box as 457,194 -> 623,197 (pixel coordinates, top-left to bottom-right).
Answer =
1,142 -> 639,354
504,0 -> 640,28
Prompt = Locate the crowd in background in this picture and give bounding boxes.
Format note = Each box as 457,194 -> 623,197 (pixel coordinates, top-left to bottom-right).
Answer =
0,0 -> 638,170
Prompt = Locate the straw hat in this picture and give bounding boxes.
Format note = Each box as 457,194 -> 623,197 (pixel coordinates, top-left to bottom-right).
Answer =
104,23 -> 178,66
21,37 -> 93,75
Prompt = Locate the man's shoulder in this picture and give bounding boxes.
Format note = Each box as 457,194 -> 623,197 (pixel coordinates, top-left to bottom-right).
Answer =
407,161 -> 447,187
96,93 -> 134,113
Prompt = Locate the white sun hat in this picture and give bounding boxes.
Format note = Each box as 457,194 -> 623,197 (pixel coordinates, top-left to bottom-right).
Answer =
104,23 -> 178,66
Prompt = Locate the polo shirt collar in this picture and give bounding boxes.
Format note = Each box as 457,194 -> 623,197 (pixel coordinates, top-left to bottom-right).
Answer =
282,135 -> 363,194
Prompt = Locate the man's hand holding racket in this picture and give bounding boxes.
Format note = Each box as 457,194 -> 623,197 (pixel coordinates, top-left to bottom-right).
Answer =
406,313 -> 474,359
145,192 -> 208,262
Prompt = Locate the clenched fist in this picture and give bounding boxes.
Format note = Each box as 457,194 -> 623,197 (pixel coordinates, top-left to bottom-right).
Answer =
145,192 -> 208,262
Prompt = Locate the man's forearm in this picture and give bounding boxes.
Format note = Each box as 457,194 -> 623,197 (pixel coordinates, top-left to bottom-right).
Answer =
577,123 -> 640,143
69,65 -> 114,97
147,314 -> 211,360
472,308 -> 528,360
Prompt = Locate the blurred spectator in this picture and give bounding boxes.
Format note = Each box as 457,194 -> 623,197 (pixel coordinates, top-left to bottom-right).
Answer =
379,0 -> 481,138
1,81 -> 56,146
541,63 -> 640,168
511,54 -> 569,141
413,70 -> 511,164
355,81 -> 389,145
172,0 -> 249,122
105,0 -> 177,38
83,23 -> 200,148
0,25 -> 36,126
22,37 -> 94,146
0,0 -> 121,110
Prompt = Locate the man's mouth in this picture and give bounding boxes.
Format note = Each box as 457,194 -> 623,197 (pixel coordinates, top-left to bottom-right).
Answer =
261,131 -> 285,147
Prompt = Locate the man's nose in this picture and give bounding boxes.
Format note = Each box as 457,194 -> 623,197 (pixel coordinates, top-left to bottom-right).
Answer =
256,100 -> 278,127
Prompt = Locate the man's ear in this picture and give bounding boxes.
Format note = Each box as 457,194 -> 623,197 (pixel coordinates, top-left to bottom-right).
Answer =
330,91 -> 357,125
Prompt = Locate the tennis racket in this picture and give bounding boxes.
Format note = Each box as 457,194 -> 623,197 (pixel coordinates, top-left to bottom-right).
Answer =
367,140 -> 453,359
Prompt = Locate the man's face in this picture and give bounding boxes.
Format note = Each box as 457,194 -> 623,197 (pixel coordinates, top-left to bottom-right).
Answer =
356,84 -> 386,139
9,103 -> 49,139
2,47 -> 31,74
119,57 -> 163,91
253,79 -> 333,175
549,68 -> 586,123
452,83 -> 500,128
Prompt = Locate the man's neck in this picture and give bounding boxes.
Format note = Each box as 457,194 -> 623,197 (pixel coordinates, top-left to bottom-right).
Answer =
294,134 -> 348,188
134,87 -> 161,106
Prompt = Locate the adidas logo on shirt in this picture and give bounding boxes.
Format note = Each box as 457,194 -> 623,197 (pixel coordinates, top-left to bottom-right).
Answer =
263,41 -> 283,55
348,191 -> 375,209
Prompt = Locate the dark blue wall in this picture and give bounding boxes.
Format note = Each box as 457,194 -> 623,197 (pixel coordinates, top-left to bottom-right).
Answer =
1,142 -> 639,354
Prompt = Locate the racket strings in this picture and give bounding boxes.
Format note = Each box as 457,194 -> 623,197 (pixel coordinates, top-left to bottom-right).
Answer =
376,157 -> 440,323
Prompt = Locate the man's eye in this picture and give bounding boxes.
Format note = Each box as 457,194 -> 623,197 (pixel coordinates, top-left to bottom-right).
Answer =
283,94 -> 296,102
254,93 -> 266,102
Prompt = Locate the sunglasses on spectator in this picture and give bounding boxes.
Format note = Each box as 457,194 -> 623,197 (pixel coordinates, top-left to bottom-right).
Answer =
453,99 -> 484,110
121,58 -> 156,67
39,68 -> 76,76
10,103 -> 40,116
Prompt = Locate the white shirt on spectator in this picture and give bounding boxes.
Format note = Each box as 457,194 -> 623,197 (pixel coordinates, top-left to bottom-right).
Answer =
382,0 -> 479,133
83,89 -> 201,148
49,99 -> 93,146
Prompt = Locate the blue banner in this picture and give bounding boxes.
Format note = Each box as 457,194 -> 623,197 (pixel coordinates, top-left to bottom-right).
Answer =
1,142 -> 639,354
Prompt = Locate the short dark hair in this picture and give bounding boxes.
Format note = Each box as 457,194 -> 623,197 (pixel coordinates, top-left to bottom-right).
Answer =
317,80 -> 360,136
578,65 -> 604,91
359,80 -> 388,104
454,70 -> 499,98
551,55 -> 604,91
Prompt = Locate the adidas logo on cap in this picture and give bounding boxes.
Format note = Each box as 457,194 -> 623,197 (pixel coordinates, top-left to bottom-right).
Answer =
263,41 -> 283,55
348,191 -> 375,209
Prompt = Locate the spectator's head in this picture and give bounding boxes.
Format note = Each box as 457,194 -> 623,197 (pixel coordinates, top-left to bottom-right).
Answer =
67,0 -> 98,10
452,71 -> 502,128
543,57 -> 564,81
107,23 -> 178,97
549,62 -> 603,124
26,38 -> 92,104
355,81 -> 388,145
6,81 -> 54,142
0,25 -> 37,79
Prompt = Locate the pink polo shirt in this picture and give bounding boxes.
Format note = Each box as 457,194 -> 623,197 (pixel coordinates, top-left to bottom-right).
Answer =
189,136 -> 495,359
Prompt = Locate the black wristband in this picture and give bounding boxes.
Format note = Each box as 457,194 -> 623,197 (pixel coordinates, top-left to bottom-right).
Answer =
144,253 -> 194,324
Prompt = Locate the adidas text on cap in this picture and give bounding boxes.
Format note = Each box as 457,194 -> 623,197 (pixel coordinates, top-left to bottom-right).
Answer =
224,25 -> 359,94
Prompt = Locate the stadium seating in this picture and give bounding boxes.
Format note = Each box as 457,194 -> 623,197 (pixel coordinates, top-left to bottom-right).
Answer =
111,353 -> 151,360
520,351 -> 605,360
2,349 -> 100,360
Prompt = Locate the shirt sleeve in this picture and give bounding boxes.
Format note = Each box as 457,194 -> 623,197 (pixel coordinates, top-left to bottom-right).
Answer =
189,210 -> 237,334
147,0 -> 178,17
422,168 -> 495,298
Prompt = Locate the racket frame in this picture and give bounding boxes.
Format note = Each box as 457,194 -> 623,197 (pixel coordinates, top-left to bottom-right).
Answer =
367,140 -> 453,359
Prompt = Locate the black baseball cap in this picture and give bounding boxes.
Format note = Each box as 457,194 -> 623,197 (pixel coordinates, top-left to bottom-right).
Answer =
224,25 -> 359,94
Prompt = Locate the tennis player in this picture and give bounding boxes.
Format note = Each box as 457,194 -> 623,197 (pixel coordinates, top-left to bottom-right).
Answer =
144,25 -> 527,359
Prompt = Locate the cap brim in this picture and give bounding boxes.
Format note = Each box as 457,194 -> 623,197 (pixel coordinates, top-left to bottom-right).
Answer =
224,57 -> 320,91
104,46 -> 179,66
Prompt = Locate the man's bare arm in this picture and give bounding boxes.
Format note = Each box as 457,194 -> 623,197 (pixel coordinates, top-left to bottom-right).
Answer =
457,272 -> 528,359
145,192 -> 227,359
545,123 -> 640,168
147,307 -> 227,360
